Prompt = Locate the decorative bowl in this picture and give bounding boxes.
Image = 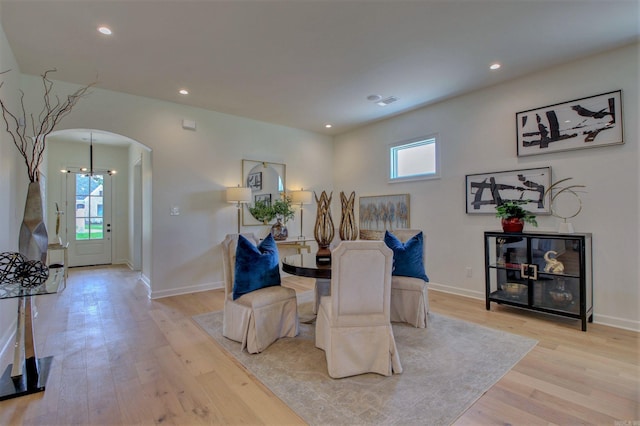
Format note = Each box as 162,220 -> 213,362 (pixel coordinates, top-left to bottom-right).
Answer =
502,282 -> 527,296
549,289 -> 573,305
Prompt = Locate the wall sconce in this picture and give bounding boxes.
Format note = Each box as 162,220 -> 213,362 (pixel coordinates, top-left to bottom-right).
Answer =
290,189 -> 312,239
226,185 -> 252,233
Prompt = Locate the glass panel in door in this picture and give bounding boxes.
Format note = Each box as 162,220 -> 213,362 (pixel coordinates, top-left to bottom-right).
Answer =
67,173 -> 112,267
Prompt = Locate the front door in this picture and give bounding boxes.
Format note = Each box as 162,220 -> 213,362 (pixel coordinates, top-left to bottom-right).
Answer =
66,173 -> 112,267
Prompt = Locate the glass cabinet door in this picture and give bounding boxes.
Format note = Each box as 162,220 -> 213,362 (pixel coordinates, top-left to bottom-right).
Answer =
487,236 -> 529,305
530,237 -> 581,314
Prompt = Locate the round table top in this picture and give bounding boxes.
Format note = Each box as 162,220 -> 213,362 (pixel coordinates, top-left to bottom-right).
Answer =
282,253 -> 331,279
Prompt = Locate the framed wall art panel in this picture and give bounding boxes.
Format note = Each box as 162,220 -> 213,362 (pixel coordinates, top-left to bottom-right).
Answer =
247,171 -> 263,190
359,194 -> 409,239
516,90 -> 623,156
465,167 -> 551,214
254,194 -> 272,206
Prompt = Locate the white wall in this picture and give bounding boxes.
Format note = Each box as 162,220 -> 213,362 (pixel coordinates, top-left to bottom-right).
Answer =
334,43 -> 639,331
0,19 -> 24,365
16,75 -> 334,299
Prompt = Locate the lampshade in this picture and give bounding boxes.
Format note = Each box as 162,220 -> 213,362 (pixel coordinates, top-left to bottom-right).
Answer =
226,187 -> 252,203
291,190 -> 312,205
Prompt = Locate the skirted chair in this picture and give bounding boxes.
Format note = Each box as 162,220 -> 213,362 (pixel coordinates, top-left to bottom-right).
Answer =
315,240 -> 402,378
361,229 -> 430,328
221,233 -> 299,353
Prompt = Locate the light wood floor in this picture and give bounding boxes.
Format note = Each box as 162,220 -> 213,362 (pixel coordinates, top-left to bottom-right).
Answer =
0,265 -> 637,425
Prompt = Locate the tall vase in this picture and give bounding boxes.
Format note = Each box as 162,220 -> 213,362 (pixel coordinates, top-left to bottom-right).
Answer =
19,182 -> 48,263
314,191 -> 334,263
339,191 -> 358,240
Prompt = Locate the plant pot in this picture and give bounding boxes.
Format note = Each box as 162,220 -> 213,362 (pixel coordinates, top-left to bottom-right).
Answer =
501,217 -> 524,233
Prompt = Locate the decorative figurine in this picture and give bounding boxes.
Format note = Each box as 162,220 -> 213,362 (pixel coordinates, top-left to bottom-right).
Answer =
543,250 -> 564,274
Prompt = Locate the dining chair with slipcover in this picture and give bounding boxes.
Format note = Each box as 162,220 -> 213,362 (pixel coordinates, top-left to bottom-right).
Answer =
315,240 -> 402,378
361,229 -> 430,328
221,233 -> 299,353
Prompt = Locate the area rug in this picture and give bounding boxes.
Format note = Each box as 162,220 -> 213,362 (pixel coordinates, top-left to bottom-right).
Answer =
193,305 -> 537,426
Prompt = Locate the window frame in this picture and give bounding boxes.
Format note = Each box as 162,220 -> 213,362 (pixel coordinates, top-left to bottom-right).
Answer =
388,134 -> 440,183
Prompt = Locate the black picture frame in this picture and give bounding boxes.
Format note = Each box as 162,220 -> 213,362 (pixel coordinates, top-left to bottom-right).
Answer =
516,90 -> 623,157
247,171 -> 262,190
254,193 -> 271,206
465,167 -> 552,214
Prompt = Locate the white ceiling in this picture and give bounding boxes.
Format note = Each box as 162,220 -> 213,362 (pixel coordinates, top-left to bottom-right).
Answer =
1,0 -> 638,136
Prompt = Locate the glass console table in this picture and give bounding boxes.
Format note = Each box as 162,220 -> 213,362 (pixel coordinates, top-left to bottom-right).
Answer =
0,266 -> 64,400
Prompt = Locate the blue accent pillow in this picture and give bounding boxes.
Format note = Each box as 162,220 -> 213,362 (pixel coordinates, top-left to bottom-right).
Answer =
233,234 -> 281,300
384,231 -> 429,282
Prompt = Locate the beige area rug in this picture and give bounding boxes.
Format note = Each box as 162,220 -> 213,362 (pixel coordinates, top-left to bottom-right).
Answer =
193,303 -> 537,426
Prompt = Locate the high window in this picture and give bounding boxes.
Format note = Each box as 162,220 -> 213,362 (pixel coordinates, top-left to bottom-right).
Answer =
389,135 -> 439,182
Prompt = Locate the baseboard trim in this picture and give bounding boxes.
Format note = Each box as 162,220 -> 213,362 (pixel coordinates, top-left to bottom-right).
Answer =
429,282 -> 484,300
150,281 -> 224,299
593,314 -> 640,332
429,283 -> 639,332
140,273 -> 151,288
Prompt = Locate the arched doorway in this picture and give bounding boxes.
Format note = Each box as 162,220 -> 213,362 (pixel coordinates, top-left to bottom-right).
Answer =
46,129 -> 150,271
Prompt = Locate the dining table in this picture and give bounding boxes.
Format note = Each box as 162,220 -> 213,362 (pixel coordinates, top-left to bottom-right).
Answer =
281,253 -> 331,314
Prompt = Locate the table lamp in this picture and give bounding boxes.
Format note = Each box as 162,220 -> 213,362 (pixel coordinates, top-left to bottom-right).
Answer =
291,189 -> 312,239
226,186 -> 252,233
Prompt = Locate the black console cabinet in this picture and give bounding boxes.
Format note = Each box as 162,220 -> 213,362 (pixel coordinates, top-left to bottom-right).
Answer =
484,231 -> 593,331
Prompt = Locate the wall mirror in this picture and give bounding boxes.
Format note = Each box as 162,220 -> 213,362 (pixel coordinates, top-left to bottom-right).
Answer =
242,159 -> 286,226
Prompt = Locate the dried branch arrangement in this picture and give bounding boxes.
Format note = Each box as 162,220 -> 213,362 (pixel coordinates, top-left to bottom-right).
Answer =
0,69 -> 95,182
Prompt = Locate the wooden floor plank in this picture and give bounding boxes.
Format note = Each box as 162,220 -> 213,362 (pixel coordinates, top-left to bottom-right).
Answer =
0,265 -> 636,425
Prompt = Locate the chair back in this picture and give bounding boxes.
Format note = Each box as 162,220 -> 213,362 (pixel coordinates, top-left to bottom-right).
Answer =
221,233 -> 260,298
360,229 -> 425,261
330,240 -> 393,327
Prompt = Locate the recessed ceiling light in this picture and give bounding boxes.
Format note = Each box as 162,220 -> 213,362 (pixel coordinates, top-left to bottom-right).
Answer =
98,26 -> 112,35
179,89 -> 189,95
490,63 -> 501,70
325,124 -> 332,128
367,94 -> 382,102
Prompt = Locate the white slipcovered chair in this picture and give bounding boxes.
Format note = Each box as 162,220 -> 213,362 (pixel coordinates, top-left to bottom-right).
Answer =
221,233 -> 299,353
315,240 -> 402,378
361,229 -> 430,328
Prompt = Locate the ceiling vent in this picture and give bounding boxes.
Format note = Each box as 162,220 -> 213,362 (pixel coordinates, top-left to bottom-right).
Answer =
377,96 -> 398,106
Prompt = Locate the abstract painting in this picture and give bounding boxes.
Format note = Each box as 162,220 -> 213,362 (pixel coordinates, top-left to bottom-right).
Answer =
359,194 -> 410,235
465,167 -> 551,214
517,90 -> 623,156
